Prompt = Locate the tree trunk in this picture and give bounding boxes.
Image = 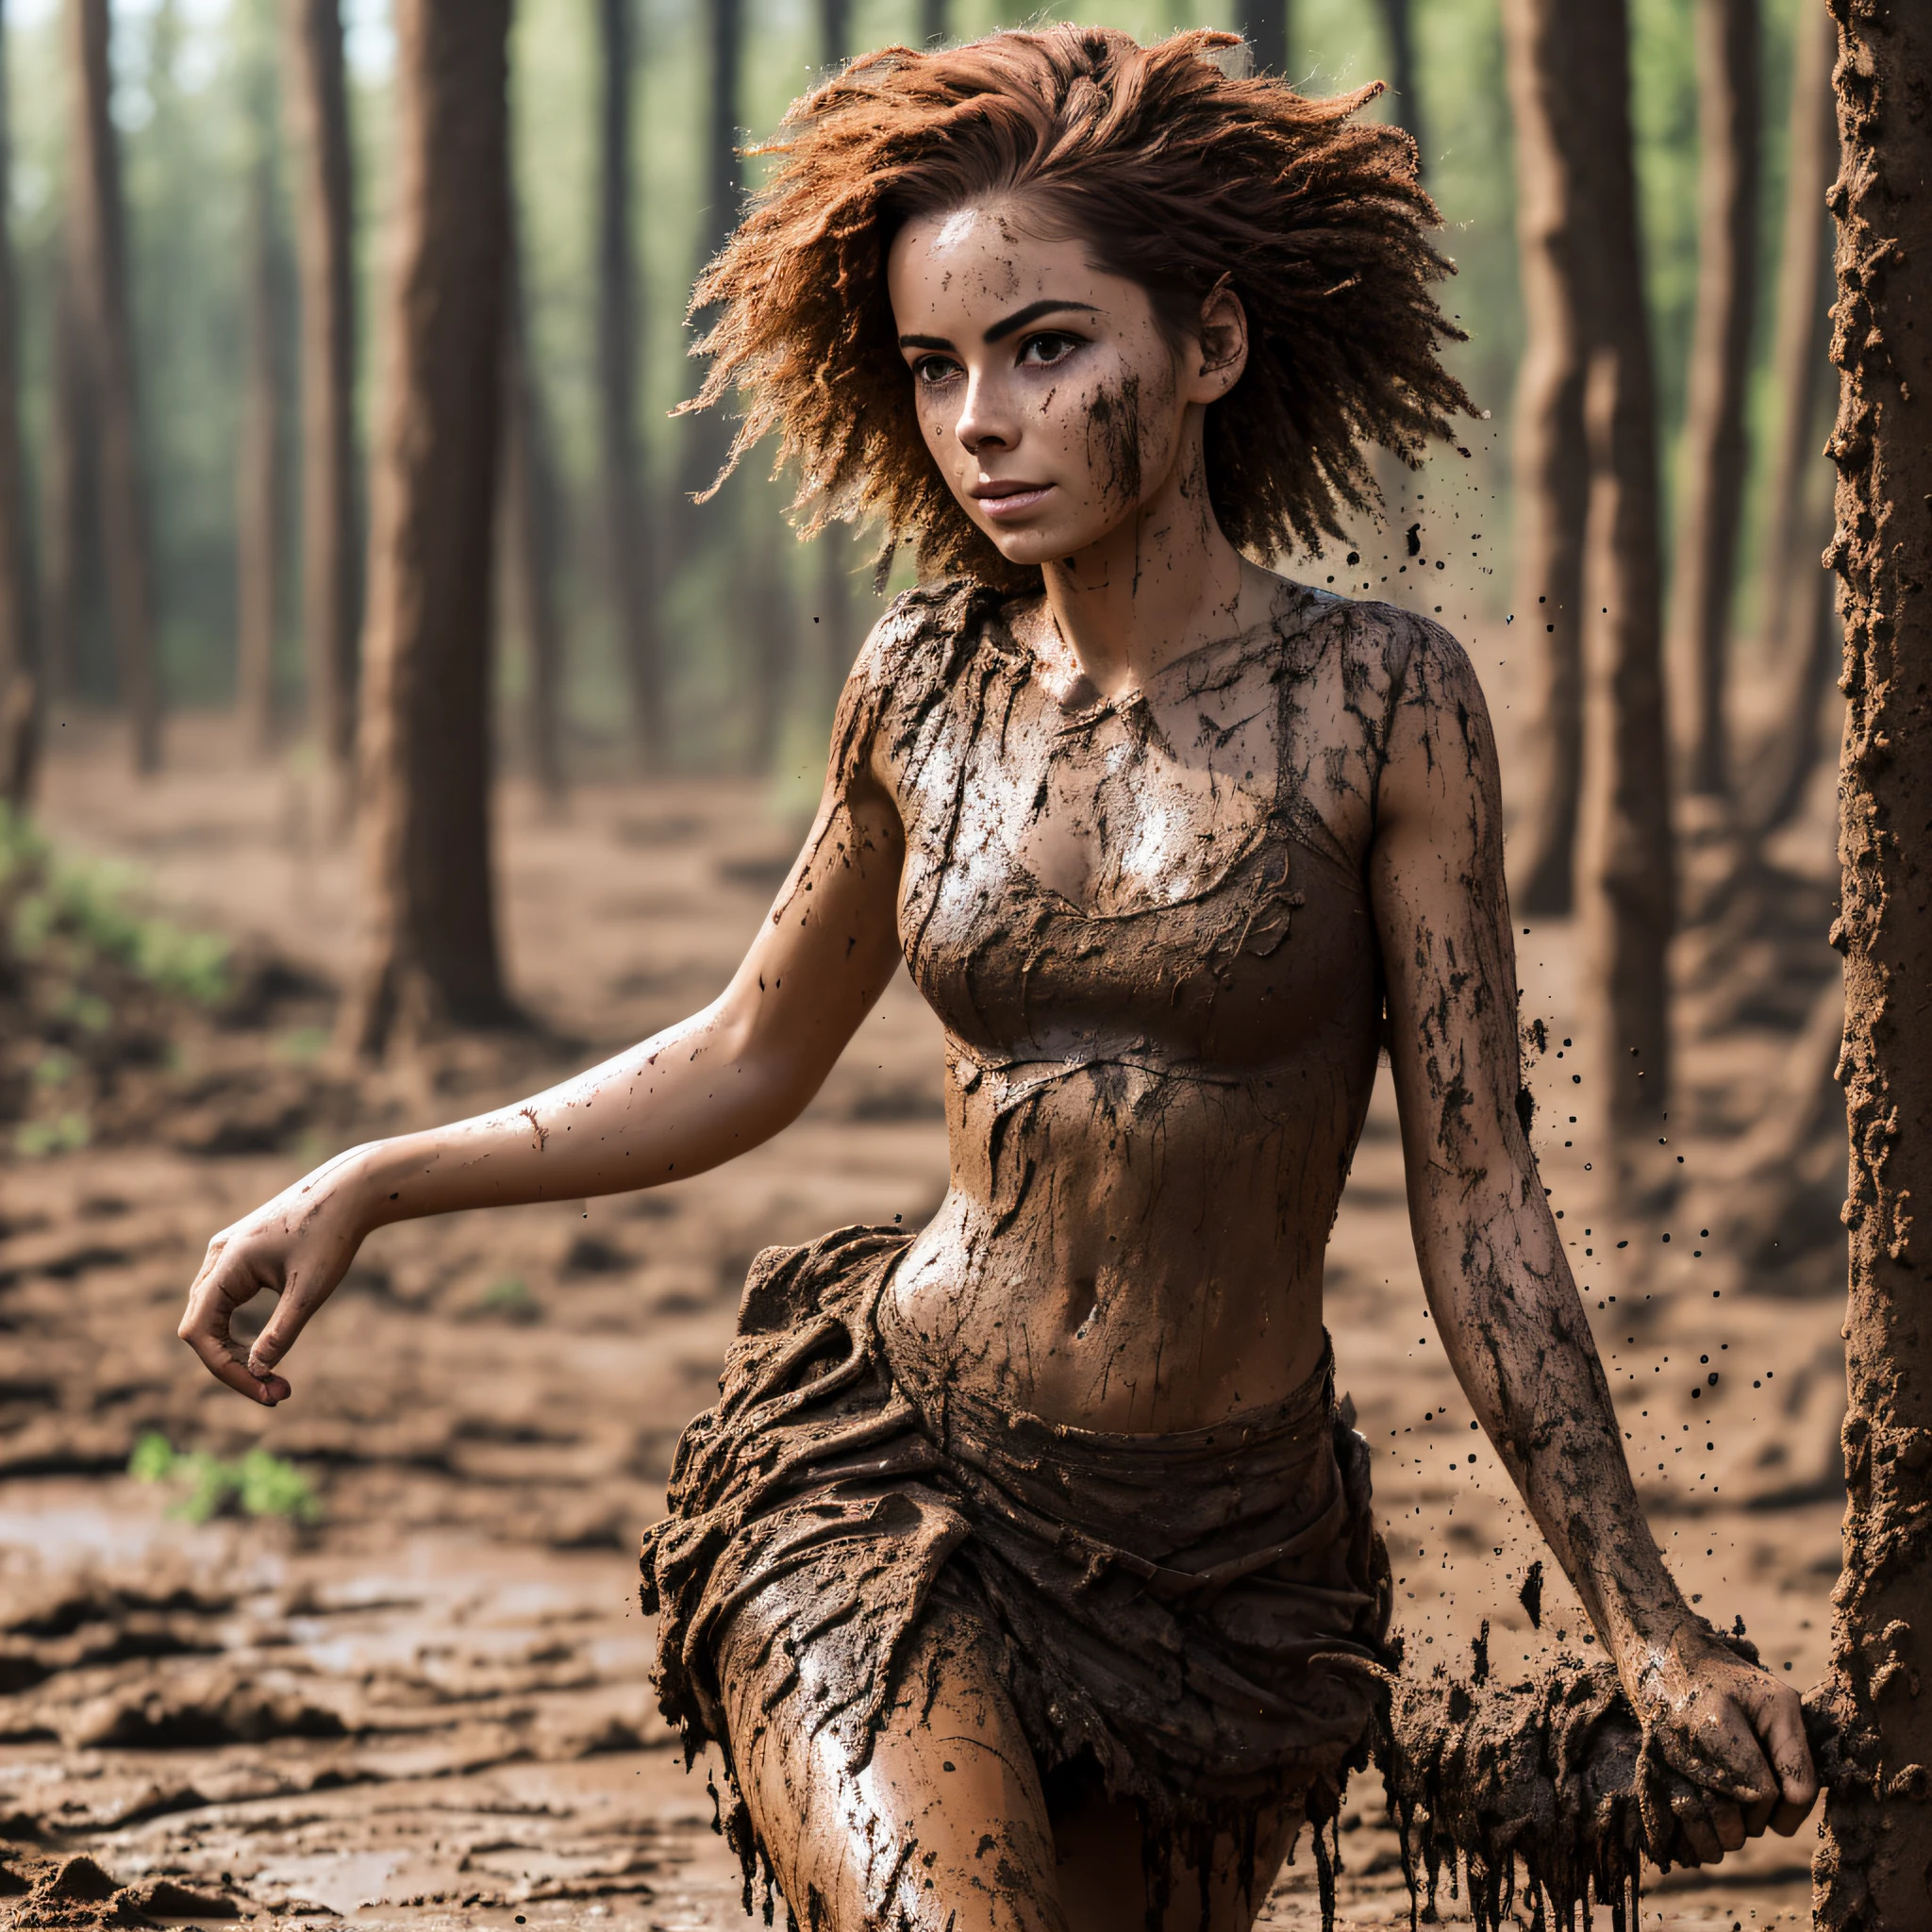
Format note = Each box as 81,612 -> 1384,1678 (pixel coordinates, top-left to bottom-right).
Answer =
0,0 -> 39,810
1577,0 -> 1674,1201
595,0 -> 662,766
501,194 -> 564,805
235,46 -> 284,758
819,0 -> 849,68
282,0 -> 358,783
340,0 -> 513,1058
1814,0 -> 1932,1919
1240,1 -> 1290,77
65,0 -> 160,775
40,242 -> 88,709
1749,3 -> 1839,840
918,0 -> 948,46
1667,0 -> 1759,800
678,0 -> 742,512
1374,0 -> 1424,176
1499,0 -> 1591,917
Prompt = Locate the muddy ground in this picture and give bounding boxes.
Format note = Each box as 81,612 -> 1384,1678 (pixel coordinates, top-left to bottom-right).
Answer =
0,710 -> 1844,1929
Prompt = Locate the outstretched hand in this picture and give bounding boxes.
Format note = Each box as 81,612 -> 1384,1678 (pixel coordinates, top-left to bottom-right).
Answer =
176,1161 -> 369,1407
1625,1619 -> 1818,1865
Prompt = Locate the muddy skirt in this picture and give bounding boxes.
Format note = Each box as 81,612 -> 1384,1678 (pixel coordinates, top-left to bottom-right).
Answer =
639,1224 -> 1393,1924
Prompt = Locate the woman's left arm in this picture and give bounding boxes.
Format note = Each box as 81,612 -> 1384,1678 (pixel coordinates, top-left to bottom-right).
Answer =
1367,623 -> 1817,1863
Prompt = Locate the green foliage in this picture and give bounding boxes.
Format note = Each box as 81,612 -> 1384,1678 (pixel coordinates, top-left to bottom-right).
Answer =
2,805 -> 230,1007
128,1432 -> 323,1525
476,1274 -> 541,1324
14,1111 -> 89,1158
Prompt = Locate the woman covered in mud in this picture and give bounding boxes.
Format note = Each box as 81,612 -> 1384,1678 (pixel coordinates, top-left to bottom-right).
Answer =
179,27 -> 1816,1932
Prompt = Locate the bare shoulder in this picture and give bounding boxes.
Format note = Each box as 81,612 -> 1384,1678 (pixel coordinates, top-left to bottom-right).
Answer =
832,578 -> 1012,786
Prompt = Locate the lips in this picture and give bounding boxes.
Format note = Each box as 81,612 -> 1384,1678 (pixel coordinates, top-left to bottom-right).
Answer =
971,481 -> 1053,518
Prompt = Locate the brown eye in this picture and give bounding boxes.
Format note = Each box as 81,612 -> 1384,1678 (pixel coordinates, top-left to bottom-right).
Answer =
913,355 -> 960,387
1018,331 -> 1082,367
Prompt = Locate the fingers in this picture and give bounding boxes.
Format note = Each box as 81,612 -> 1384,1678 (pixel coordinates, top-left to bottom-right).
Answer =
1745,1678 -> 1821,1829
178,1250 -> 293,1407
1668,1785 -> 1724,1866
178,1295 -> 289,1407
245,1272 -> 331,1381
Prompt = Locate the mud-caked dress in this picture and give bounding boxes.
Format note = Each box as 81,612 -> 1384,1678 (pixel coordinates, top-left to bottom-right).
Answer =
641,579 -> 1436,1924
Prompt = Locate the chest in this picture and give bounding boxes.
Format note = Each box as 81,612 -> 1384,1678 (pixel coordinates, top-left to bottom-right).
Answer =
889,637 -> 1382,1066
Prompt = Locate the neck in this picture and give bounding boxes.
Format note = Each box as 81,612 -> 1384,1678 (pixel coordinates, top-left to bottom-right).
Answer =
1035,426 -> 1250,698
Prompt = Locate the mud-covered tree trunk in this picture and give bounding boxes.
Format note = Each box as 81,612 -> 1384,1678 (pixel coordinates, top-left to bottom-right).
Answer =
282,0 -> 358,784
0,0 -> 39,809
1749,4 -> 1839,840
1813,2 -> 1932,1919
235,42 -> 285,758
1374,0 -> 1424,176
1499,0 -> 1591,916
1667,0 -> 1759,800
595,0 -> 661,767
918,0 -> 948,46
501,195 -> 564,805
340,0 -> 513,1058
65,0 -> 160,775
1240,0 -> 1290,76
1577,0 -> 1674,1186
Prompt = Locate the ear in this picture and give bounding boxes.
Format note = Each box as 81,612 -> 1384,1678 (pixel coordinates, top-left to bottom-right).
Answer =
1186,277 -> 1248,404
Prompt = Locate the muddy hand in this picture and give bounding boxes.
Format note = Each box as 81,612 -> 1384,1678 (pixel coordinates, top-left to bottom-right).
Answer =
177,1162 -> 370,1407
1628,1620 -> 1818,1864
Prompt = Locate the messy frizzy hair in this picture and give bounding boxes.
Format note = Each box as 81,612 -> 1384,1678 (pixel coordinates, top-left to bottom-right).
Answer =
684,25 -> 1473,591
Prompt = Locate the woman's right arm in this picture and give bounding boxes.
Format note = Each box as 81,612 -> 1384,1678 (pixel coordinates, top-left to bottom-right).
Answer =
178,665 -> 909,1407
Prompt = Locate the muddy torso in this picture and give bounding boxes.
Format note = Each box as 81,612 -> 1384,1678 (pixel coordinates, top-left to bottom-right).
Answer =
857,579 -> 1416,1433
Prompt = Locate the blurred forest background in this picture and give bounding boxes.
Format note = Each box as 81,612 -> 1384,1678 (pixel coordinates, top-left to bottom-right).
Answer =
0,0 -> 1832,777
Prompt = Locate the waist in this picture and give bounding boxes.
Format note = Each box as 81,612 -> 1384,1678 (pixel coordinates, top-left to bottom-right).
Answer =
882,1191 -> 1334,1432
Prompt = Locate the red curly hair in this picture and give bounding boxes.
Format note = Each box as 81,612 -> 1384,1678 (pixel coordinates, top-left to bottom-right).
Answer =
684,25 -> 1471,590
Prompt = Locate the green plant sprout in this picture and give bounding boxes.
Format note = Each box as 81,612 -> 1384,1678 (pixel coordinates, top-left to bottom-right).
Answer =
128,1433 -> 322,1524
477,1275 -> 541,1323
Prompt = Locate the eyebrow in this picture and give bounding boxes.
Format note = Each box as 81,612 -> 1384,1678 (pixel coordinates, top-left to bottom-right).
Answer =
982,298 -> 1099,343
895,299 -> 1102,354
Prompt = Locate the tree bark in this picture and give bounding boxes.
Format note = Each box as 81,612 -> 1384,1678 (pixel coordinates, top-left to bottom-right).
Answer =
1499,0 -> 1591,916
1667,0 -> 1759,800
40,242 -> 89,710
0,0 -> 39,810
64,0 -> 160,775
1374,0 -> 1424,177
678,0 -> 743,512
282,0 -> 358,782
235,43 -> 285,759
1577,0 -> 1674,1195
1814,1 -> 1932,1920
1240,0 -> 1291,77
1749,4 -> 1839,839
501,193 -> 564,805
918,0 -> 948,46
819,0 -> 849,68
341,0 -> 513,1057
595,0 -> 662,767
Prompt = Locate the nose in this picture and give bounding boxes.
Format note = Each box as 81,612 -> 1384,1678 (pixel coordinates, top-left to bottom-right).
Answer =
954,368 -> 1015,456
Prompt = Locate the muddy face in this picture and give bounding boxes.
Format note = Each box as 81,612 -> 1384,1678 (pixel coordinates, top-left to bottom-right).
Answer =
885,200 -> 1237,575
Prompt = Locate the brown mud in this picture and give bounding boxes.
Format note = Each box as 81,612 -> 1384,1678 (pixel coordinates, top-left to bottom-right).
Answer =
0,712 -> 1841,1927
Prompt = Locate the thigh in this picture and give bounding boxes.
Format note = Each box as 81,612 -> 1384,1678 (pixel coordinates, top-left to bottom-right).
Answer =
1050,1782 -> 1304,1932
718,1590 -> 1070,1932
